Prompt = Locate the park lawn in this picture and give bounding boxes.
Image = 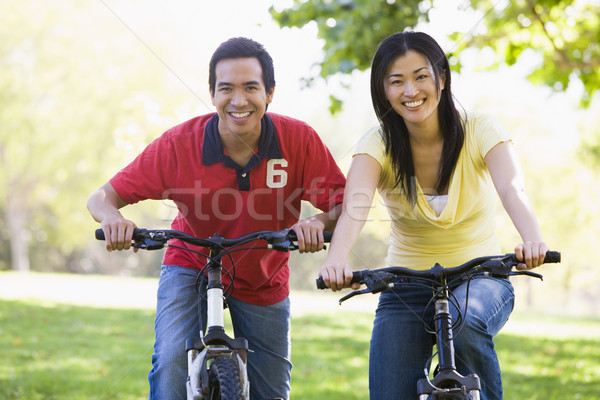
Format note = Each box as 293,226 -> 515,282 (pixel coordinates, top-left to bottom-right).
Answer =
1,298 -> 599,399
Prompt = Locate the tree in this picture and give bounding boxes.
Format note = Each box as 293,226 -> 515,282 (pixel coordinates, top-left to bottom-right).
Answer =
0,0 -> 174,272
270,0 -> 600,112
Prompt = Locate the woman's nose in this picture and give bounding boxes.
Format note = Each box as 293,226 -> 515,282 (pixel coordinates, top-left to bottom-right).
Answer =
404,81 -> 419,97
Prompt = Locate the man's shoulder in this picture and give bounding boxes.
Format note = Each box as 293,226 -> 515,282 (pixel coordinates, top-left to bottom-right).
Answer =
267,112 -> 315,132
164,113 -> 215,138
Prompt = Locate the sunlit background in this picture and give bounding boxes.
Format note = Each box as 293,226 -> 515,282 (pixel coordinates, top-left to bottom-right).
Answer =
2,0 -> 599,313
2,0 -> 600,398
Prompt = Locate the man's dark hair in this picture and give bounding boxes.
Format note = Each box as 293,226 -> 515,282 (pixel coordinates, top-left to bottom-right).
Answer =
209,37 -> 276,94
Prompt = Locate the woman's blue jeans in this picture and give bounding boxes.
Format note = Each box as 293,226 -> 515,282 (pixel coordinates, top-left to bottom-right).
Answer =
148,265 -> 292,400
369,276 -> 514,400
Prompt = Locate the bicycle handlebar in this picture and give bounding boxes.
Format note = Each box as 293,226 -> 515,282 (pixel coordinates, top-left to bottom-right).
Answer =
315,251 -> 561,297
95,227 -> 333,252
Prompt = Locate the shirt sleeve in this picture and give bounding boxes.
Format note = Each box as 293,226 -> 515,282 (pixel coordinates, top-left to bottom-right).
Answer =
110,131 -> 177,204
354,125 -> 387,163
475,113 -> 512,158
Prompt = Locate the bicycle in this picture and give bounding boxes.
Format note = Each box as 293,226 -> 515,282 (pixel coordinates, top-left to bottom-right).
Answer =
316,250 -> 561,400
96,227 -> 331,400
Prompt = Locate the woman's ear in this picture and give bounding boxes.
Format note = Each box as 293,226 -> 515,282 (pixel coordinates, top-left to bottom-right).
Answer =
440,70 -> 447,91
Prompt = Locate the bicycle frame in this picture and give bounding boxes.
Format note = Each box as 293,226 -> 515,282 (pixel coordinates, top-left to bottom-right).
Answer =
186,239 -> 250,400
416,272 -> 480,400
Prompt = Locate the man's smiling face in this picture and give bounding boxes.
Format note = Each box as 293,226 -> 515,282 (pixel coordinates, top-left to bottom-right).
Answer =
210,57 -> 274,140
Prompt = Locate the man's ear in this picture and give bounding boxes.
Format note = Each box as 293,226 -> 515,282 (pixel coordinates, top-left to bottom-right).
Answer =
266,86 -> 275,104
209,88 -> 216,106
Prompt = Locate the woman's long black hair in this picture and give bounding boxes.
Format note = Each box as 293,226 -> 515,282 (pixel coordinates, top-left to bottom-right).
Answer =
370,31 -> 464,204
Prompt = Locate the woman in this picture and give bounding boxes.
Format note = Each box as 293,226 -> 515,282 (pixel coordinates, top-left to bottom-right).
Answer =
319,31 -> 549,399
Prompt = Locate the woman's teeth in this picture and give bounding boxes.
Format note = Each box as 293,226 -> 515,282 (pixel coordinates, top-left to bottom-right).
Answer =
404,100 -> 424,107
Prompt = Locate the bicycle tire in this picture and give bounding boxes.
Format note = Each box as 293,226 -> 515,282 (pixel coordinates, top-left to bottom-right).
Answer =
208,356 -> 245,400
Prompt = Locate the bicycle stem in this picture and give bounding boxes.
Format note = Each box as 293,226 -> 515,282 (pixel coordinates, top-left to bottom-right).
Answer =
433,283 -> 456,373
206,249 -> 225,331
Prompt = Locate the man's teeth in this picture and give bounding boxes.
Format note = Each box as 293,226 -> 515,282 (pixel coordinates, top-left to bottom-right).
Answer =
231,112 -> 251,118
404,100 -> 424,107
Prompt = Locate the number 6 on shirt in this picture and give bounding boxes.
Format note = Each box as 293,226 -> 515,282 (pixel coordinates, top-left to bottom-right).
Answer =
267,159 -> 288,188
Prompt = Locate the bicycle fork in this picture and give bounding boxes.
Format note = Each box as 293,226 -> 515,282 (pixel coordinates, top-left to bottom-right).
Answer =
417,283 -> 481,400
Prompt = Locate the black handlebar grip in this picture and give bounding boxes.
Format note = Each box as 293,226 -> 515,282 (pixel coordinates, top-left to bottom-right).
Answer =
95,229 -> 105,240
316,277 -> 327,290
288,230 -> 333,243
95,228 -> 142,241
544,251 -> 561,263
315,270 -> 363,290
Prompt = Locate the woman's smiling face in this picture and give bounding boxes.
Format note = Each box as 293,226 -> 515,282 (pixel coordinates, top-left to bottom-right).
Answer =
383,50 -> 445,131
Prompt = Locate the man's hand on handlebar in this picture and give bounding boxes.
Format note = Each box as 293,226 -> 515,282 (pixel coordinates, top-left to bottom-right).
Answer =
100,216 -> 138,253
291,218 -> 326,254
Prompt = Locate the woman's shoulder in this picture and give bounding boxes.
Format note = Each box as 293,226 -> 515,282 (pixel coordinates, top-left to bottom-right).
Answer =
460,110 -> 511,156
355,125 -> 386,158
460,110 -> 506,134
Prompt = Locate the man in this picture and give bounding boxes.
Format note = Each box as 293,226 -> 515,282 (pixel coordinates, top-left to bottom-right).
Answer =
87,37 -> 345,399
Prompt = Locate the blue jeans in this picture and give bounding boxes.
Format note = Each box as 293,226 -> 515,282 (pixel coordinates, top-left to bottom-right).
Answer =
369,276 -> 514,400
148,265 -> 292,400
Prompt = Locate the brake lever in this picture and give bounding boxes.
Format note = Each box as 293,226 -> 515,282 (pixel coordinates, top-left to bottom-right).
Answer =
133,238 -> 165,250
339,288 -> 372,305
338,271 -> 396,304
509,270 -> 544,281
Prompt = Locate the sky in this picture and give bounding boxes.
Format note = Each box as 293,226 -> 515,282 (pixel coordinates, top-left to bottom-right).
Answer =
95,0 -> 583,164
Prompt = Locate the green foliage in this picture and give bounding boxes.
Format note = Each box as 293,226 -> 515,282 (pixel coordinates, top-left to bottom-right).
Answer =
455,0 -> 600,107
270,0 -> 600,108
270,0 -> 432,80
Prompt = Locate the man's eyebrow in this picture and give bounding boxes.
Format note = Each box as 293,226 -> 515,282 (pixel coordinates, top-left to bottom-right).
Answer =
242,80 -> 261,86
216,80 -> 261,87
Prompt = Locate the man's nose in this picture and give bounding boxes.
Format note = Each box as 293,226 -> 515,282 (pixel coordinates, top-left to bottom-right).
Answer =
230,89 -> 248,106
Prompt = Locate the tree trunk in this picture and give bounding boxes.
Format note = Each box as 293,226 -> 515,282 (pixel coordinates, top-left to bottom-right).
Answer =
5,190 -> 30,272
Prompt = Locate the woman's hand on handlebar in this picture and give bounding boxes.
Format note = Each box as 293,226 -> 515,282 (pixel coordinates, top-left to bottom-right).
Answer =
100,216 -> 138,253
514,241 -> 549,270
319,263 -> 358,292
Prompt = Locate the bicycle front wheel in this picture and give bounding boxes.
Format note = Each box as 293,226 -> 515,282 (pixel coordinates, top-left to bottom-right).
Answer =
208,356 -> 245,400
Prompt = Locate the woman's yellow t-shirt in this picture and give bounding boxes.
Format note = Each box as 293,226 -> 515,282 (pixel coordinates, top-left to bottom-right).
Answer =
355,112 -> 511,270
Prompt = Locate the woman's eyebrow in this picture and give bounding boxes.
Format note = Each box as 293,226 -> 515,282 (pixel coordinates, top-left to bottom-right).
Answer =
387,66 -> 428,79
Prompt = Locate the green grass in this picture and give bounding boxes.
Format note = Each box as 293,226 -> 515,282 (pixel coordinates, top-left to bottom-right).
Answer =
0,300 -> 155,400
1,299 -> 599,399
